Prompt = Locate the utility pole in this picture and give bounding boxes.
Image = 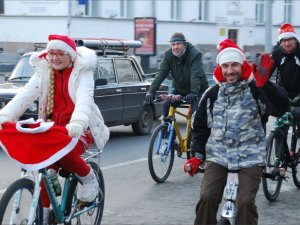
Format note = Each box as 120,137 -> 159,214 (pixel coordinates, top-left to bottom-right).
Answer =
265,0 -> 273,53
67,0 -> 72,35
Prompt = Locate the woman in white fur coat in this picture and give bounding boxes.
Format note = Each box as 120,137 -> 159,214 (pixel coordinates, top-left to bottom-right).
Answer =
0,34 -> 109,224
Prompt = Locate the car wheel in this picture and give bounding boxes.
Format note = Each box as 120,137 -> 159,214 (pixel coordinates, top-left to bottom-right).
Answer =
132,105 -> 153,135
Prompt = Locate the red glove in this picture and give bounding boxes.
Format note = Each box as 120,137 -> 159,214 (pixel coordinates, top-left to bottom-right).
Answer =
253,53 -> 274,87
184,157 -> 202,177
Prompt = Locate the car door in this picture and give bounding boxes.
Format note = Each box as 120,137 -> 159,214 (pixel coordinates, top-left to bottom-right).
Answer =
115,58 -> 147,124
93,58 -> 123,126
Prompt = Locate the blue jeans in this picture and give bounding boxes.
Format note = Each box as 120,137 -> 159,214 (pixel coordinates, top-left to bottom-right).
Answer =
162,89 -> 202,118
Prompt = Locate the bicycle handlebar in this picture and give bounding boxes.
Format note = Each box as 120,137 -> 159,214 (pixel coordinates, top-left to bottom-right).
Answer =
154,94 -> 187,103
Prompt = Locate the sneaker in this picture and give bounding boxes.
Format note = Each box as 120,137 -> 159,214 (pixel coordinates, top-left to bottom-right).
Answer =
78,167 -> 99,202
43,207 -> 51,225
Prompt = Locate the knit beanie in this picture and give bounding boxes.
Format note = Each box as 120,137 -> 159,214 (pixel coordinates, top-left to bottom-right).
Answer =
169,32 -> 186,43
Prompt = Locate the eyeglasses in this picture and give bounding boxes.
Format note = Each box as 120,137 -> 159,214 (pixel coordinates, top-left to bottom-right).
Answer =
47,51 -> 68,59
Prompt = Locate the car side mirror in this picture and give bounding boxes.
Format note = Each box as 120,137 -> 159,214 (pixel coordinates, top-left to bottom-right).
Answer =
95,78 -> 108,88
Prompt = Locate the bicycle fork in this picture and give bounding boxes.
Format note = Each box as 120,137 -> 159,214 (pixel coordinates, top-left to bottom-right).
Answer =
27,173 -> 43,225
156,123 -> 175,161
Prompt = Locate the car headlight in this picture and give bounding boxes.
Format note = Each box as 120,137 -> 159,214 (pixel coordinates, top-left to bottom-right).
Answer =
28,102 -> 38,112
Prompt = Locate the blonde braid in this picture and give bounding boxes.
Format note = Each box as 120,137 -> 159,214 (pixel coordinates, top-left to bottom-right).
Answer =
46,68 -> 55,121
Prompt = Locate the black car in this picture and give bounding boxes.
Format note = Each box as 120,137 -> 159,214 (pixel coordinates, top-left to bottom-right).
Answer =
0,40 -> 168,135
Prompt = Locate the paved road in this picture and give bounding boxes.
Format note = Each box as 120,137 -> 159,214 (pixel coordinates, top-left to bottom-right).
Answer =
0,118 -> 300,225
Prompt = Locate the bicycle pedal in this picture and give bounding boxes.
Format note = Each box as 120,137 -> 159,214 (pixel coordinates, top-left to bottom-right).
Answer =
78,200 -> 89,210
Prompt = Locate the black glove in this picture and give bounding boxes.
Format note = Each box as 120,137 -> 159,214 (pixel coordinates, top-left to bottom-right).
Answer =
145,92 -> 155,104
185,93 -> 197,104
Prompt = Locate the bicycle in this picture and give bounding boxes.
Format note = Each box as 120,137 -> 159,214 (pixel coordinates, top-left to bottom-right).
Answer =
185,160 -> 239,225
148,94 -> 193,183
262,111 -> 300,202
0,147 -> 105,225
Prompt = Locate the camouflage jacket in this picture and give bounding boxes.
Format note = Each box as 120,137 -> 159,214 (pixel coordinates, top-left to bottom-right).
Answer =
191,80 -> 289,169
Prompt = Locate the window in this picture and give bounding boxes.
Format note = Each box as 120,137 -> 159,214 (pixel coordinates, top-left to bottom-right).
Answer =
284,0 -> 292,23
115,59 -> 134,83
228,29 -> 238,44
120,0 -> 133,18
95,59 -> 116,83
198,0 -> 209,21
171,0 -> 181,20
132,62 -> 141,83
255,0 -> 264,24
0,0 -> 4,14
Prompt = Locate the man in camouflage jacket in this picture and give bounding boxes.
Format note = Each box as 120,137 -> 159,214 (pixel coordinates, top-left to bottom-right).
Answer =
184,39 -> 289,225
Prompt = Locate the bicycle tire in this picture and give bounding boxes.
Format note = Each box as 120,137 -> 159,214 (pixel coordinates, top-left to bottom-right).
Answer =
292,137 -> 300,188
64,161 -> 105,225
148,123 -> 175,183
262,132 -> 283,202
0,178 -> 43,225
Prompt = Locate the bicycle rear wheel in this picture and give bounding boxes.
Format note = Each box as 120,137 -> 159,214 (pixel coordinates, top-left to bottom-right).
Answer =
262,132 -> 283,202
0,178 -> 43,225
148,123 -> 175,183
65,161 -> 105,225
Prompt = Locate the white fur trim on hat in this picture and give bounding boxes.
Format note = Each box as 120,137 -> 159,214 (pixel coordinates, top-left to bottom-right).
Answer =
216,47 -> 245,65
47,40 -> 77,61
278,32 -> 298,42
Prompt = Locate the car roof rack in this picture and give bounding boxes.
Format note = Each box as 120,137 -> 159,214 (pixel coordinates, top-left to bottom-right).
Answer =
75,38 -> 142,56
34,43 -> 47,51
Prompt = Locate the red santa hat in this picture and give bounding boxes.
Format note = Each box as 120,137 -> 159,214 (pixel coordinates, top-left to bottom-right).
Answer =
213,38 -> 253,83
46,34 -> 77,61
0,118 -> 78,171
216,38 -> 246,66
278,23 -> 299,42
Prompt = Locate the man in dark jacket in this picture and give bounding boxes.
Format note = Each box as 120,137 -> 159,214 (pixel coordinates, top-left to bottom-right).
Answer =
270,23 -> 300,99
269,23 -> 300,166
145,32 -> 208,117
184,39 -> 289,225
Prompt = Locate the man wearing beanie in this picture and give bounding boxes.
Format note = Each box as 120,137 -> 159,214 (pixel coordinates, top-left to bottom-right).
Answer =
0,34 -> 109,225
184,38 -> 288,225
269,23 -> 300,164
145,32 -> 208,117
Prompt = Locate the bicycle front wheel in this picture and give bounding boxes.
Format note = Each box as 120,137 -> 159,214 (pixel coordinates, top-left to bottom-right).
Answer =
0,178 -> 43,225
148,123 -> 175,183
65,161 -> 105,225
292,138 -> 300,188
262,132 -> 283,202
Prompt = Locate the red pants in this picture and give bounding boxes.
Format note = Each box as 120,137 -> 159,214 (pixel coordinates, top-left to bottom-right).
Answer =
41,141 -> 90,207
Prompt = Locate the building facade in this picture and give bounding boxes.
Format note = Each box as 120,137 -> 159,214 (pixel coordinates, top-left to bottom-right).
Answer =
0,0 -> 298,72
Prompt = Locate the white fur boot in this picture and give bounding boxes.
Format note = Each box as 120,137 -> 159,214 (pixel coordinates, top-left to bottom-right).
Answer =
78,167 -> 99,202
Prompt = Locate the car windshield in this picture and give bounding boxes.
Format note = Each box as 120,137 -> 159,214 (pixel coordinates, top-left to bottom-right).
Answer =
9,55 -> 34,81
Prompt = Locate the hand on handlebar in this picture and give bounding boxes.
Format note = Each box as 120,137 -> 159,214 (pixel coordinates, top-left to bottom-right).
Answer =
184,157 -> 203,177
145,92 -> 155,104
186,93 -> 197,104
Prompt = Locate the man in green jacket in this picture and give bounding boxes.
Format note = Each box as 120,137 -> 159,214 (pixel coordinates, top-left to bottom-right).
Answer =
145,32 -> 208,117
